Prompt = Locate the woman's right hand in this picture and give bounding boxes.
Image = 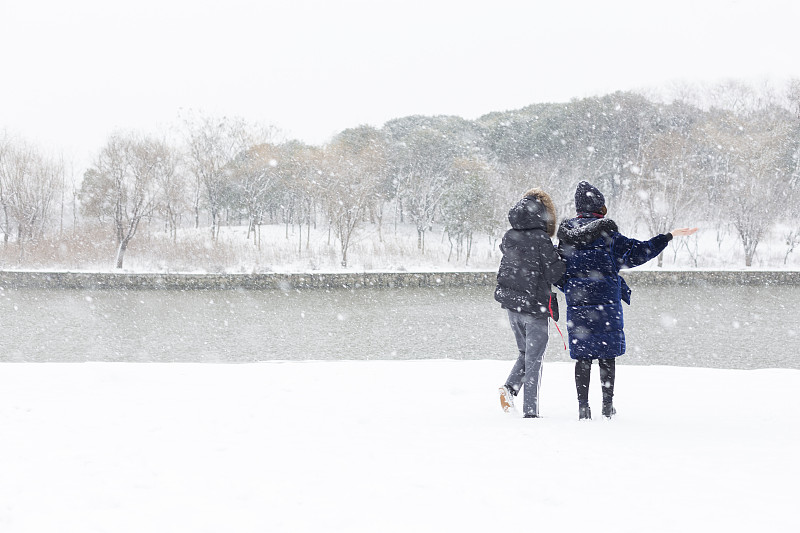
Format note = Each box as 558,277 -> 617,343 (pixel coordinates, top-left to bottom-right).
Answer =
669,227 -> 699,237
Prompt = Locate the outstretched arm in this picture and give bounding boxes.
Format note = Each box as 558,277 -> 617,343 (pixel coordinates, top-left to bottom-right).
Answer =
612,233 -> 671,269
612,227 -> 699,269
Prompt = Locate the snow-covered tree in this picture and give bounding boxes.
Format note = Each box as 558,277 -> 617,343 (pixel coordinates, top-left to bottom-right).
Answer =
82,133 -> 172,268
705,107 -> 797,266
384,117 -> 477,252
226,143 -> 282,247
182,112 -> 271,239
0,136 -> 62,254
636,110 -> 702,266
440,157 -> 495,264
322,127 -> 385,267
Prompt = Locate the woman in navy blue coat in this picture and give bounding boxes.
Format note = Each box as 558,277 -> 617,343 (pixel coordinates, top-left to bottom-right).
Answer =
557,181 -> 697,420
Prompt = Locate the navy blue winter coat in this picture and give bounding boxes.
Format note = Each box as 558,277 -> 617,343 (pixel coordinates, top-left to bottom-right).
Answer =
495,192 -> 566,318
556,217 -> 672,360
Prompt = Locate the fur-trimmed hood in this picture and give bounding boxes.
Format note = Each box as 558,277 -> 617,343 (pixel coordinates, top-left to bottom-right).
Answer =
508,188 -> 557,237
557,217 -> 619,246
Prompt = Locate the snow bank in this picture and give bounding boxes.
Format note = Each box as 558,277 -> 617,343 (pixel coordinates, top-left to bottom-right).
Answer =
1,361 -> 797,532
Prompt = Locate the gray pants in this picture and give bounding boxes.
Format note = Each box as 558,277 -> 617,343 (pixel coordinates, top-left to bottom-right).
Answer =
504,310 -> 548,417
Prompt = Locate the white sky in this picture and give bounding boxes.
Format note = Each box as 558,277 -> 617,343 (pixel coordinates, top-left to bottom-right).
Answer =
2,0 -> 799,170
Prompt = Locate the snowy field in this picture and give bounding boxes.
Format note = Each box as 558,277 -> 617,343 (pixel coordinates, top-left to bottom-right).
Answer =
5,218 -> 800,273
130,220 -> 800,273
2,360 -> 797,532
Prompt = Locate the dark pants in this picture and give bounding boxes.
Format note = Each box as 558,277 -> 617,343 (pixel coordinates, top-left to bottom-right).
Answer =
574,358 -> 615,407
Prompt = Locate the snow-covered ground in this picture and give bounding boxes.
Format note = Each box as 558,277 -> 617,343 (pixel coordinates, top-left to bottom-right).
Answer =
2,360 -> 797,532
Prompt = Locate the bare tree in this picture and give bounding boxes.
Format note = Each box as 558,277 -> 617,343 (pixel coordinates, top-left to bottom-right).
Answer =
0,137 -> 62,255
322,127 -> 384,267
0,135 -> 9,247
636,130 -> 701,266
781,80 -> 800,263
707,79 -> 778,115
784,78 -> 800,118
279,141 -> 322,253
716,108 -> 796,266
226,143 -> 283,248
182,112 -> 272,240
391,129 -> 455,252
153,146 -> 183,243
81,133 -> 168,268
440,157 -> 495,264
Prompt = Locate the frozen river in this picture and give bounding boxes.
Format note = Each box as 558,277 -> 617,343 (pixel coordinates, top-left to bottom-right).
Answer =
1,283 -> 798,369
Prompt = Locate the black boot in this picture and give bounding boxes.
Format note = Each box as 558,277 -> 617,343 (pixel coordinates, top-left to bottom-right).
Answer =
575,359 -> 592,420
599,358 -> 616,419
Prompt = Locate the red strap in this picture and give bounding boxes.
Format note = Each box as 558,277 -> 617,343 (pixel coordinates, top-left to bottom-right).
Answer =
549,293 -> 567,351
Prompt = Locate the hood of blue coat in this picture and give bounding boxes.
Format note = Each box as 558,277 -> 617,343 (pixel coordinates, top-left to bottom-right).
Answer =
507,191 -> 557,236
557,217 -> 619,246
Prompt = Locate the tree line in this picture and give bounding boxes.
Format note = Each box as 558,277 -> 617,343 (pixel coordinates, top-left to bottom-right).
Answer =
2,79 -> 799,269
